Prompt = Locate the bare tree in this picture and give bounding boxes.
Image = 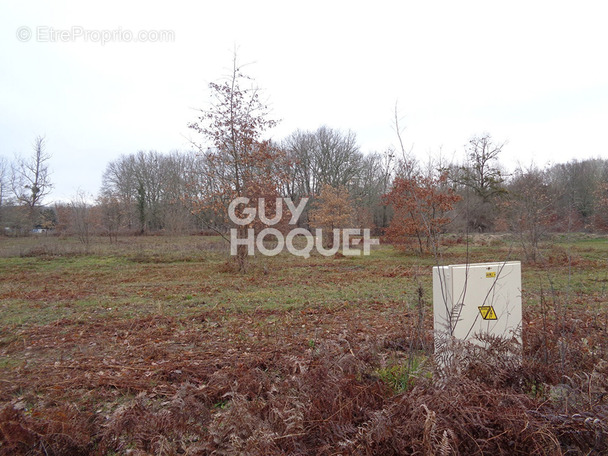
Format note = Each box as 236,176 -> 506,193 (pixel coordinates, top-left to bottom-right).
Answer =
69,190 -> 94,249
451,134 -> 507,232
349,150 -> 395,232
0,156 -> 8,202
504,165 -> 555,262
283,126 -> 363,198
101,154 -> 137,230
392,103 -> 417,179
0,156 -> 9,229
547,158 -> 607,229
283,129 -> 318,197
160,151 -> 195,234
314,126 -> 362,190
282,126 -> 364,230
97,195 -> 123,242
458,134 -> 507,203
11,136 -> 53,212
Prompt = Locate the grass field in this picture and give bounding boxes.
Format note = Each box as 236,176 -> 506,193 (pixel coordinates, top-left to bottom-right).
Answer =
1,234 -> 607,455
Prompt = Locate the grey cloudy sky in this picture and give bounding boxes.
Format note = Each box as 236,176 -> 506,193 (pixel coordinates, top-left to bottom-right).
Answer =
1,0 -> 607,202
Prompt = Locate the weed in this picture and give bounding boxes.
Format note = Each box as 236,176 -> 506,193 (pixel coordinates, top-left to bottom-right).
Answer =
375,362 -> 414,392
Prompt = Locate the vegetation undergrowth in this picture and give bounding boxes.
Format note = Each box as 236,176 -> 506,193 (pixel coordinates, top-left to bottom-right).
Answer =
0,234 -> 607,455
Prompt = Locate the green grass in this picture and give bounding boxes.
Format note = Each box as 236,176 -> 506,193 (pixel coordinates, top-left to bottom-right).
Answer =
374,354 -> 428,393
0,233 -> 607,330
0,238 -> 420,325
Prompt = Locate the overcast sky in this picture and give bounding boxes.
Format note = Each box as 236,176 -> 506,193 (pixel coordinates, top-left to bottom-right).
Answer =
1,1 -> 607,202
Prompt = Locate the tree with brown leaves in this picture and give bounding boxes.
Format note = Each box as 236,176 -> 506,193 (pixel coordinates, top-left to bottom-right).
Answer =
594,182 -> 608,231
309,184 -> 355,249
384,171 -> 460,254
188,56 -> 284,271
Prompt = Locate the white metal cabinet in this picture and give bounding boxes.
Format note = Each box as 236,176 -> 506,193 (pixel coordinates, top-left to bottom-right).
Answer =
433,261 -> 522,346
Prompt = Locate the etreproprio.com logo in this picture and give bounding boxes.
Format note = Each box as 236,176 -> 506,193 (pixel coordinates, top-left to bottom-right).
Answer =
16,26 -> 175,45
228,197 -> 379,258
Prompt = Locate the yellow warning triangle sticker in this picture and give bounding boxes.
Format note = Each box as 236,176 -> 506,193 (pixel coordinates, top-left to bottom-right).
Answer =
478,305 -> 497,320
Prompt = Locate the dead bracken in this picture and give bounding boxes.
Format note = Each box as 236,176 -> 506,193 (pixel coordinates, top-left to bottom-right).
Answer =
1,235 -> 607,455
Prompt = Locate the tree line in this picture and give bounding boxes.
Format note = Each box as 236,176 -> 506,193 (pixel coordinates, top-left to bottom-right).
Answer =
4,133 -> 605,256
2,60 -> 607,263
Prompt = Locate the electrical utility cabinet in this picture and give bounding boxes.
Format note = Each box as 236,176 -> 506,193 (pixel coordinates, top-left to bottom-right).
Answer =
432,262 -> 522,349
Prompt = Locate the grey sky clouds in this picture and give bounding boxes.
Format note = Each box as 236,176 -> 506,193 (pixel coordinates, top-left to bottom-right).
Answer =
1,0 -> 607,202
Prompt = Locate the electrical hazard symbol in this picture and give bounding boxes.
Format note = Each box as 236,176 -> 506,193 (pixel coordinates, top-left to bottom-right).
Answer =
478,305 -> 497,320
